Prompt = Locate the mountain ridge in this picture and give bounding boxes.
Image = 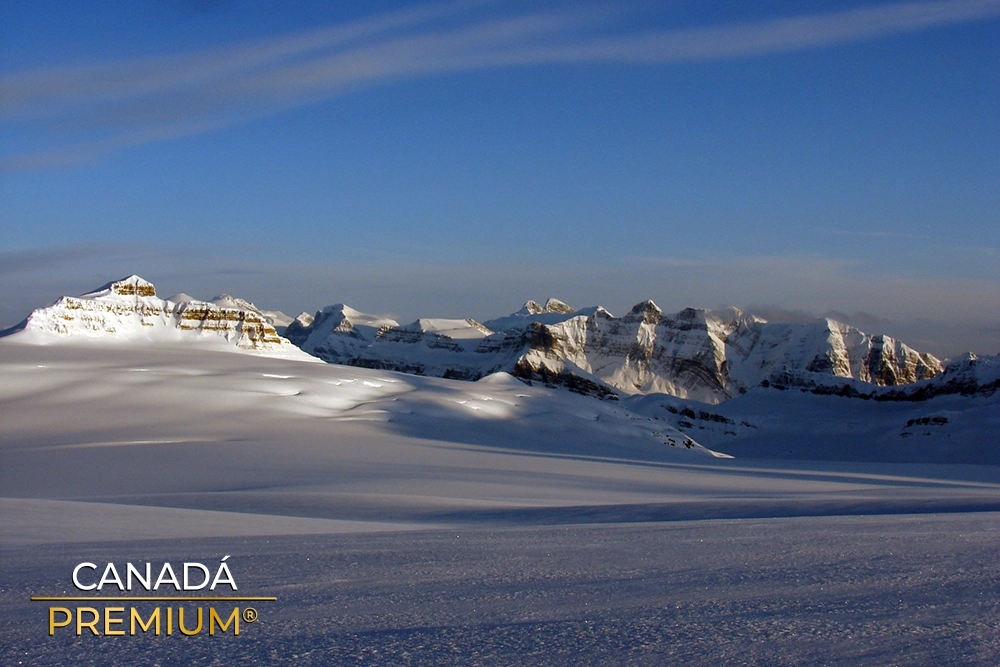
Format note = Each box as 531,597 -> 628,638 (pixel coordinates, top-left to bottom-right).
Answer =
4,277 -> 970,403
287,296 -> 945,403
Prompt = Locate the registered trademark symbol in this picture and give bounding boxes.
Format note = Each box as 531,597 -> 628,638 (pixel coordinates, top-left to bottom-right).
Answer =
242,607 -> 259,623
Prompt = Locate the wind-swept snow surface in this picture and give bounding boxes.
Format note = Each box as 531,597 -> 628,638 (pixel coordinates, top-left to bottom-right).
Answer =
2,337 -> 997,538
4,515 -> 1000,666
4,335 -> 999,532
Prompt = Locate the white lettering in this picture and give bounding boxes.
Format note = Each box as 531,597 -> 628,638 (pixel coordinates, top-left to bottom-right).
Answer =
70,559 -> 239,592
183,563 -> 210,590
154,563 -> 181,590
98,563 -> 124,591
211,557 -> 237,591
72,563 -> 97,591
127,563 -> 151,591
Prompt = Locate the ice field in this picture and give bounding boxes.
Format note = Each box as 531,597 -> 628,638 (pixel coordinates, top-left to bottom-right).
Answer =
2,338 -> 999,665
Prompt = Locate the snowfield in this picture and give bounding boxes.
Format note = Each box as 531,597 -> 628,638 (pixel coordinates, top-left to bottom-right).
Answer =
4,516 -> 1000,666
1,334 -> 999,665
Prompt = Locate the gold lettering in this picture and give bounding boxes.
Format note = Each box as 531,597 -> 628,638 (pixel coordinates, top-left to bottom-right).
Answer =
76,607 -> 100,636
130,607 -> 160,635
178,607 -> 203,636
104,607 -> 125,636
48,607 -> 71,635
209,607 -> 240,636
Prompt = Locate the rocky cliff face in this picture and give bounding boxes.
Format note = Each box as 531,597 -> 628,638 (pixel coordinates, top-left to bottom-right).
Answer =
286,304 -> 400,364
288,298 -> 943,403
513,303 -> 736,402
289,305 -> 528,381
517,303 -> 941,402
872,353 -> 1000,400
5,275 -> 304,355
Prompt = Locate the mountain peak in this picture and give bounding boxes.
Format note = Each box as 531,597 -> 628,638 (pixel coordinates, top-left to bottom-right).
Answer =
284,303 -> 400,353
629,299 -> 661,314
626,300 -> 663,324
543,298 -> 574,315
87,275 -> 157,298
520,300 -> 544,315
401,318 -> 493,339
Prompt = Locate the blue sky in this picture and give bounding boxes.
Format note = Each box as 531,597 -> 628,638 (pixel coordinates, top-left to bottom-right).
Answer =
1,0 -> 998,356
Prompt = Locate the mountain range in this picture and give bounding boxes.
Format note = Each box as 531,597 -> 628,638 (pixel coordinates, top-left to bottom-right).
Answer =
284,294 -> 943,404
5,276 -> 993,407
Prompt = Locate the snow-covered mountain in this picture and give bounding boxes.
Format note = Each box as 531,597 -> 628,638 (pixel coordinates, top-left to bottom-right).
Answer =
882,352 -> 1000,400
285,303 -> 401,364
287,305 -> 524,382
2,275 -> 310,358
482,297 -> 588,332
288,298 -> 943,403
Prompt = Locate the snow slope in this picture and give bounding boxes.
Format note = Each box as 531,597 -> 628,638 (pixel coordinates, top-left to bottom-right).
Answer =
2,336 -> 996,547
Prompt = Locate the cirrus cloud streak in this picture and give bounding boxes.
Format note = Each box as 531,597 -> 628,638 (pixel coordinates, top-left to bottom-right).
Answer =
2,0 -> 999,169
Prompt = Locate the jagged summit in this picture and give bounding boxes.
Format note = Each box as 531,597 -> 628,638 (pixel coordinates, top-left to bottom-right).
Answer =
3,276 -> 309,358
629,299 -> 661,314
515,298 -> 575,317
625,300 -> 663,324
484,298 -> 587,333
871,352 -> 1000,400
520,300 -> 544,316
543,298 -> 575,315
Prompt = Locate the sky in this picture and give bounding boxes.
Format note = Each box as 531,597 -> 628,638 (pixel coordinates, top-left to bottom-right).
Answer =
1,0 -> 998,357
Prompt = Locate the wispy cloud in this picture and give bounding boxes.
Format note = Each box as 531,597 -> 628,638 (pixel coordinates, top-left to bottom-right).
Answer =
519,0 -> 1000,63
3,0 -> 999,169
